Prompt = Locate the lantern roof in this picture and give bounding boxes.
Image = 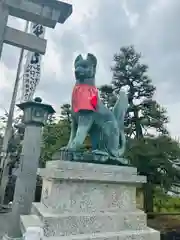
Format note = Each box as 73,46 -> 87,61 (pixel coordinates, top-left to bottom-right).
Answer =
16,97 -> 55,114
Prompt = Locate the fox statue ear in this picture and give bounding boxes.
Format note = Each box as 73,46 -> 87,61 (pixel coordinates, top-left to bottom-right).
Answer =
87,53 -> 97,68
74,54 -> 83,67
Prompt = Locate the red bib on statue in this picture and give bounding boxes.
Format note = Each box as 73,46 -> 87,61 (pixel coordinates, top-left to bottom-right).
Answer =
72,84 -> 98,112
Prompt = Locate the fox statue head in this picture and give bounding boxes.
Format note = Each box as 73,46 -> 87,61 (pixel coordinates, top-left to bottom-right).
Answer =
74,53 -> 97,85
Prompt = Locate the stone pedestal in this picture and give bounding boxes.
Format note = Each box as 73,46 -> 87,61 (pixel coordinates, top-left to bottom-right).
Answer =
21,160 -> 160,240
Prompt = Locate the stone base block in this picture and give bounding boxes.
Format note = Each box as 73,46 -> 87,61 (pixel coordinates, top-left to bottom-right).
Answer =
27,160 -> 160,239
43,228 -> 160,240
45,160 -> 138,175
32,202 -> 147,237
39,161 -> 146,214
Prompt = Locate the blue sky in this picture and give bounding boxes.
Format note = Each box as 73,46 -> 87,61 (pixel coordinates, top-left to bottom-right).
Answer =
0,0 -> 180,138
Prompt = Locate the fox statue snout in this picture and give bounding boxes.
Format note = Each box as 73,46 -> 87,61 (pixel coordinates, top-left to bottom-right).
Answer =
75,66 -> 87,80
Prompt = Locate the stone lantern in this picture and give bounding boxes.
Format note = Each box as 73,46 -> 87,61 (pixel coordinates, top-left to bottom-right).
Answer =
17,97 -> 55,126
4,97 -> 55,240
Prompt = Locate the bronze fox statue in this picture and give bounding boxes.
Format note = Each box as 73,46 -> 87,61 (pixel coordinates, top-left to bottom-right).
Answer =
63,53 -> 128,163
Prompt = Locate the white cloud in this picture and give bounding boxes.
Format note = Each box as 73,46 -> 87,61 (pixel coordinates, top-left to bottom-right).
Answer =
0,61 -> 17,116
0,61 -> 14,89
148,0 -> 171,15
122,0 -> 139,28
42,37 -> 62,80
164,102 -> 180,138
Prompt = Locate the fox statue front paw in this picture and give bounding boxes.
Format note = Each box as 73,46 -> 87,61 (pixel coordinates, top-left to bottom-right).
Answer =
60,145 -> 76,152
60,146 -> 68,151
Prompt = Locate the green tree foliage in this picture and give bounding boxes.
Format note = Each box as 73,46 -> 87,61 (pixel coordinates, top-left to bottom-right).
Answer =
40,120 -> 70,166
126,135 -> 180,190
60,103 -> 71,124
154,188 -> 180,213
125,135 -> 180,213
0,112 -> 23,165
40,105 -> 72,166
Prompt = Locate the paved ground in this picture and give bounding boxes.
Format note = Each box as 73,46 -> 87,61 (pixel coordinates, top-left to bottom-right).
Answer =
0,213 -> 11,239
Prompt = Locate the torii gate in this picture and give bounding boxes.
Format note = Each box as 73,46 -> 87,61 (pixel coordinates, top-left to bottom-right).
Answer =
0,0 -> 72,205
0,0 -> 72,162
0,0 -> 72,58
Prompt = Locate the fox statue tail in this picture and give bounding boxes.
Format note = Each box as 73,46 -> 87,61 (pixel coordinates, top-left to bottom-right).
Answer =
112,90 -> 129,156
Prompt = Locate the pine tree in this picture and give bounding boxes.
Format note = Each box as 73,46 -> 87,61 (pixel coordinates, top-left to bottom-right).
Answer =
99,45 -> 168,139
